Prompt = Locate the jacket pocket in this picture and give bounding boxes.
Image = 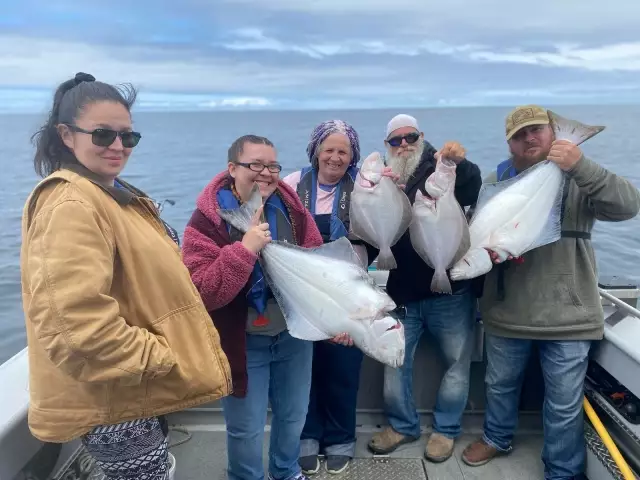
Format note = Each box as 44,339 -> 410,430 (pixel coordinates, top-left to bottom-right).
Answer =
145,303 -> 230,410
526,274 -> 588,327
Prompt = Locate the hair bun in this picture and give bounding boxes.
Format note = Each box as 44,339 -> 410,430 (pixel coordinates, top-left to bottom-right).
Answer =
74,72 -> 95,85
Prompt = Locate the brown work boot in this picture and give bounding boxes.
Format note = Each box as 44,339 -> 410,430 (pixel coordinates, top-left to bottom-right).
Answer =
424,433 -> 454,463
367,426 -> 419,454
461,438 -> 503,466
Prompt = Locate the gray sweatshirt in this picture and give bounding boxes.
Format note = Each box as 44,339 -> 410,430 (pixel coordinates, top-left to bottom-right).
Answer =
479,155 -> 640,340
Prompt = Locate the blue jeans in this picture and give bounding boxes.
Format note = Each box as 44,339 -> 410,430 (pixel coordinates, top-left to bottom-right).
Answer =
300,341 -> 363,457
222,331 -> 313,480
383,287 -> 475,438
482,333 -> 591,480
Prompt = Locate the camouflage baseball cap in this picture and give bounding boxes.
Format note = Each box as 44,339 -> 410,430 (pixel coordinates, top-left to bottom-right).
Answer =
505,105 -> 550,140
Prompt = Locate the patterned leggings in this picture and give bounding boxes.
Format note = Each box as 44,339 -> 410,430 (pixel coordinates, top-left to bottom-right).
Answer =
82,417 -> 169,480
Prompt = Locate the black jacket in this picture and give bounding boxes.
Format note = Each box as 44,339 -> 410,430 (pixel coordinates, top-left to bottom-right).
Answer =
386,141 -> 483,306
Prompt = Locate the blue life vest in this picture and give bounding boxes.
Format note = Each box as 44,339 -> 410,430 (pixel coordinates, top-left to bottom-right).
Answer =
296,166 -> 357,241
217,188 -> 293,315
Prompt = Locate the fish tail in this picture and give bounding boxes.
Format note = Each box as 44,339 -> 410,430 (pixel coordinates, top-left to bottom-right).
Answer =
376,247 -> 397,270
548,110 -> 605,146
217,183 -> 262,233
431,269 -> 452,294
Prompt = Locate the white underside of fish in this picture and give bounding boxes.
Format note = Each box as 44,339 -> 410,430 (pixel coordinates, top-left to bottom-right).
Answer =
349,153 -> 413,270
217,184 -> 406,368
449,110 -> 605,281
450,160 -> 564,281
409,158 -> 470,293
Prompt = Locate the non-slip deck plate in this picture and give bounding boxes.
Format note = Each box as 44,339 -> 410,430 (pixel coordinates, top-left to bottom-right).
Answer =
313,458 -> 427,479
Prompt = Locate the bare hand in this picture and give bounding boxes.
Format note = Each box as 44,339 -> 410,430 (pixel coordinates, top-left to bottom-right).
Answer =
242,205 -> 271,254
381,167 -> 405,188
330,332 -> 354,347
486,249 -> 513,264
437,141 -> 466,164
548,140 -> 583,171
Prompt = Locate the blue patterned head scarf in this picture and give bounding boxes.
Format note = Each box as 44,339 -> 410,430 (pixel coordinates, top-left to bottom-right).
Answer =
306,120 -> 360,169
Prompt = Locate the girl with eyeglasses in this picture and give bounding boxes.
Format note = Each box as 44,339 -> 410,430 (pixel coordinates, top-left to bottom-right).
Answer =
181,134 -> 324,480
20,72 -> 232,479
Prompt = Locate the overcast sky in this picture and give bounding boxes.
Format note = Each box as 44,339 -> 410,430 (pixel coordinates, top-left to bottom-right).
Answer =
1,0 -> 639,112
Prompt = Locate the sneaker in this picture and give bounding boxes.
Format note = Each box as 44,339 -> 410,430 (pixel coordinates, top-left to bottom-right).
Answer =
268,474 -> 309,480
424,433 -> 454,463
299,455 -> 320,475
461,438 -> 504,466
367,426 -> 419,454
326,455 -> 350,474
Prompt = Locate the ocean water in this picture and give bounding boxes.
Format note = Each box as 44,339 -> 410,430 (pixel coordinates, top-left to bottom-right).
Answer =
1,105 -> 639,365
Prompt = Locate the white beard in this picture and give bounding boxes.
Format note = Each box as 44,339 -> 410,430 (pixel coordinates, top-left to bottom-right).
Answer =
386,141 -> 425,184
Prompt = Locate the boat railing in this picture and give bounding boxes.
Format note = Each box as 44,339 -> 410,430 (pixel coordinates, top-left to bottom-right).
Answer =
1,281 -> 639,479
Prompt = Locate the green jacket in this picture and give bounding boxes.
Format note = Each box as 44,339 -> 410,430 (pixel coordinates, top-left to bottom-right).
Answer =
479,155 -> 640,340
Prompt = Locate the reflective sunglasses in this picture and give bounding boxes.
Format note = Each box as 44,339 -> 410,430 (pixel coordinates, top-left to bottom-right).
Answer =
237,161 -> 282,173
65,124 -> 142,148
386,132 -> 421,147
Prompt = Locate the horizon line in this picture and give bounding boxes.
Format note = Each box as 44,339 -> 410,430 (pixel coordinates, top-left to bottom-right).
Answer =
1,101 -> 639,116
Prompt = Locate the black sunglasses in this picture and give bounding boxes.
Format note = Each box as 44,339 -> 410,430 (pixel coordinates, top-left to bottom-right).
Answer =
387,132 -> 421,147
237,161 -> 282,173
65,124 -> 142,148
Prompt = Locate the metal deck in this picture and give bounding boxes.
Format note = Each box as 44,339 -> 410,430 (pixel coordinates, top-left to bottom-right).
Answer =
166,429 -> 545,480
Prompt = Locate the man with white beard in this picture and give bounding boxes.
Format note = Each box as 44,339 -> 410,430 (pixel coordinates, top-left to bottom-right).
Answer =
368,114 -> 483,463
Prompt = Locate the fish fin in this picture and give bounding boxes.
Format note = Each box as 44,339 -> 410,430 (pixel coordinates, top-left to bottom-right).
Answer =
390,191 -> 414,246
286,310 -> 332,341
450,205 -> 471,267
489,163 -> 565,257
309,236 -> 361,266
471,160 -> 555,222
261,264 -> 332,341
348,200 -> 380,249
375,247 -> 397,270
217,183 -> 262,233
431,269 -> 452,294
548,110 -> 605,146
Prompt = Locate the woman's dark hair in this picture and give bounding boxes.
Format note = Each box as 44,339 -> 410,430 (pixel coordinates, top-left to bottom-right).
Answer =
228,134 -> 275,164
31,72 -> 138,178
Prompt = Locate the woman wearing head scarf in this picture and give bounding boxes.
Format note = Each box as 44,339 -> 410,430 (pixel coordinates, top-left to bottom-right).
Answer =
282,120 -> 397,475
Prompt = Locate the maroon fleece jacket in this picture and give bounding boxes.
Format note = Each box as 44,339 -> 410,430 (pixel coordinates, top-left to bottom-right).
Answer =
182,171 -> 323,397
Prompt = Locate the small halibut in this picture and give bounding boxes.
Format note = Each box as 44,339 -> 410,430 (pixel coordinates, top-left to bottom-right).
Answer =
410,158 -> 470,294
349,152 -> 413,270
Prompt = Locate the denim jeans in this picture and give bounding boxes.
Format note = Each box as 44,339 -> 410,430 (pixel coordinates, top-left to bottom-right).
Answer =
300,341 -> 363,458
383,287 -> 476,438
222,331 -> 313,480
482,333 -> 591,480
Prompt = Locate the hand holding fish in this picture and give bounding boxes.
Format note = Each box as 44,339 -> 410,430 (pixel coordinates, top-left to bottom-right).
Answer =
381,166 -> 404,189
486,248 -> 514,264
548,140 -> 583,171
436,141 -> 466,164
241,205 -> 271,254
330,332 -> 354,347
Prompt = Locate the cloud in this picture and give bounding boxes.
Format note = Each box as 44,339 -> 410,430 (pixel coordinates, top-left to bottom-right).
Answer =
222,29 -> 640,72
221,0 -> 639,39
1,0 -> 639,111
0,33 -> 384,93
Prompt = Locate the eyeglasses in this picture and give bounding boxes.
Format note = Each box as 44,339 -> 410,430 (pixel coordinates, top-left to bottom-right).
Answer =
386,132 -> 421,147
237,161 -> 282,173
65,124 -> 142,148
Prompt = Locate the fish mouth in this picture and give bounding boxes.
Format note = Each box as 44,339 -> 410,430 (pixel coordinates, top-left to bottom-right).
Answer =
358,171 -> 380,188
386,321 -> 402,332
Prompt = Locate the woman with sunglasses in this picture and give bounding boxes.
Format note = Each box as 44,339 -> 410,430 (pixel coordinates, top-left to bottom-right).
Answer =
182,134 -> 324,480
282,120 -> 399,475
21,72 -> 232,479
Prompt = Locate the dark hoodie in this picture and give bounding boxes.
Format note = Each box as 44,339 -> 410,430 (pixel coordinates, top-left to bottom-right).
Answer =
386,141 -> 483,306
